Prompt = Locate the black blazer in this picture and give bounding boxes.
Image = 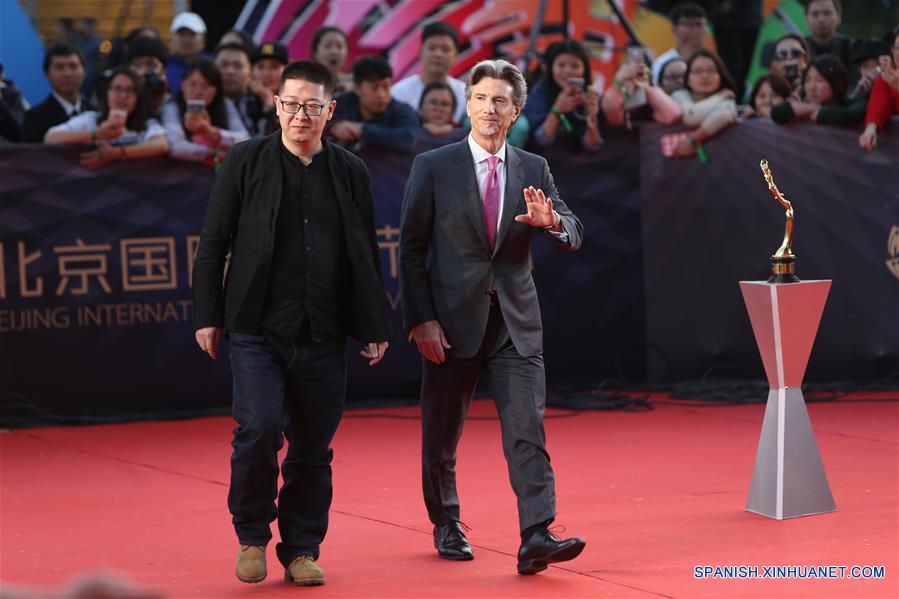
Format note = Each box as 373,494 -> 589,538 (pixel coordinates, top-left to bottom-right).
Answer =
21,93 -> 92,143
193,133 -> 395,343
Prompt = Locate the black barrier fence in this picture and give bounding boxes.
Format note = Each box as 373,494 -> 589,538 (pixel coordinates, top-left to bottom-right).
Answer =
1,120 -> 897,420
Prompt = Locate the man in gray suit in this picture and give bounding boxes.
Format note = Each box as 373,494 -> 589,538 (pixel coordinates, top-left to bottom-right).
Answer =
399,59 -> 586,575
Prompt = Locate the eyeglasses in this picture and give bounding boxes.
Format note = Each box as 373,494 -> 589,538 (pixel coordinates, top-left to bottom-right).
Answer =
277,97 -> 327,116
774,48 -> 806,60
182,81 -> 212,93
424,98 -> 454,109
676,19 -> 706,29
662,73 -> 685,82
109,85 -> 137,96
690,68 -> 718,77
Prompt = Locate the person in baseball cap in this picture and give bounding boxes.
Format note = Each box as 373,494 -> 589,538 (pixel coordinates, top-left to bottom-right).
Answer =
251,41 -> 289,66
249,42 -> 290,135
168,11 -> 210,94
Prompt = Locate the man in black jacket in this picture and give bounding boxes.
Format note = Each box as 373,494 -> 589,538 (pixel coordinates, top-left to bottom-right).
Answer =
22,45 -> 92,143
192,60 -> 394,587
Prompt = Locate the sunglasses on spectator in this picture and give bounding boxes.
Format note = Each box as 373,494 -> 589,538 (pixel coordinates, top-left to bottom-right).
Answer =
774,48 -> 806,60
277,97 -> 326,116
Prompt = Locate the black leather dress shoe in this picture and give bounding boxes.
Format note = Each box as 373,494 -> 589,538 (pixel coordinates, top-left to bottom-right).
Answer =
517,528 -> 585,574
433,522 -> 474,560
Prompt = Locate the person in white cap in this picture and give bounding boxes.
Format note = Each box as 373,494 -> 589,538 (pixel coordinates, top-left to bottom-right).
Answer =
167,11 -> 209,94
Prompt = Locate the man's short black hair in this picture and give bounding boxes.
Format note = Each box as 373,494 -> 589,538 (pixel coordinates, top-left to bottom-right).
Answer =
43,44 -> 84,72
128,36 -> 170,67
351,55 -> 392,85
278,60 -> 336,97
214,42 -> 251,62
804,0 -> 841,15
421,22 -> 460,51
670,2 -> 708,23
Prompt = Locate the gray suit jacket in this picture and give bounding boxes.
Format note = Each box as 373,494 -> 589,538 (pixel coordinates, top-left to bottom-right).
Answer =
399,138 -> 583,358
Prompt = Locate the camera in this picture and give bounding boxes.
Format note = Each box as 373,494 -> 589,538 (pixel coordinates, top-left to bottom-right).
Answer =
784,60 -> 800,85
144,70 -> 166,95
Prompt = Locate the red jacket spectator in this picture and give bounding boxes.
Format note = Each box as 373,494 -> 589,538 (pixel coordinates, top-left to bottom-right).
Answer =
864,75 -> 899,130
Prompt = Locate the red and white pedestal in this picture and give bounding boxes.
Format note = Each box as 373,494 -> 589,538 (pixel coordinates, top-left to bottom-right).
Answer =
739,280 -> 835,520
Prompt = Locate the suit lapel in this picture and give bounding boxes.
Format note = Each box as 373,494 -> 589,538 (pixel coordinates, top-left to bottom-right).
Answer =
494,144 -> 524,255
453,140 -> 490,251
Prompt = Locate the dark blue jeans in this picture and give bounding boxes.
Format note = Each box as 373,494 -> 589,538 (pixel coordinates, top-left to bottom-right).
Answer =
227,331 -> 346,567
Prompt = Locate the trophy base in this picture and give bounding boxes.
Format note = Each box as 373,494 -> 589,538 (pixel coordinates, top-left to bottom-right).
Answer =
768,256 -> 799,284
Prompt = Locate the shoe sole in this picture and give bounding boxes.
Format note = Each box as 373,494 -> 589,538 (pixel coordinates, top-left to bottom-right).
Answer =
284,571 -> 325,586
517,541 -> 586,575
236,571 -> 266,584
437,551 -> 475,561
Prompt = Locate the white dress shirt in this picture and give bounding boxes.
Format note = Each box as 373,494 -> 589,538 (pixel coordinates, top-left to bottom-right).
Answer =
467,133 -> 506,235
466,133 -> 569,247
51,90 -> 82,117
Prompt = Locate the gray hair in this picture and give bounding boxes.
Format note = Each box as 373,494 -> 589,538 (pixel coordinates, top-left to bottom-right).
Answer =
464,59 -> 528,109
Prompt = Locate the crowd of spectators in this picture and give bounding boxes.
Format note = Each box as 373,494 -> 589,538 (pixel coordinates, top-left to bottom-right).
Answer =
0,1 -> 896,167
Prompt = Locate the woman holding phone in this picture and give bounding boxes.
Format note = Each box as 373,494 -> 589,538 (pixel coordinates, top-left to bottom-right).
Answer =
770,54 -> 866,127
161,58 -> 248,166
523,39 -> 601,151
601,48 -> 683,127
44,68 -> 168,169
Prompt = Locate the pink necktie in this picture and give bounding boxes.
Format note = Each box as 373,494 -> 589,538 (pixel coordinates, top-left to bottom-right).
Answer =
483,155 -> 501,251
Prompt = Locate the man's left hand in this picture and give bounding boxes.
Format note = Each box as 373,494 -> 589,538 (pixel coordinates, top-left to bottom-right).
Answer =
515,186 -> 559,229
360,341 -> 389,366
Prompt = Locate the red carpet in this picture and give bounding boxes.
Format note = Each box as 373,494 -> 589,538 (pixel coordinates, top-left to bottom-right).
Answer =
1,394 -> 896,598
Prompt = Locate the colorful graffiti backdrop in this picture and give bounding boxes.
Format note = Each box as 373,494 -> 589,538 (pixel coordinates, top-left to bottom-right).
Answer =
240,0 -> 672,90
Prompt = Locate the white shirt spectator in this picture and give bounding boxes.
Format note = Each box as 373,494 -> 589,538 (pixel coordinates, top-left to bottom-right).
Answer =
651,48 -> 683,86
671,88 -> 737,135
45,110 -> 166,145
51,90 -> 83,117
392,75 -> 467,124
160,97 -> 249,161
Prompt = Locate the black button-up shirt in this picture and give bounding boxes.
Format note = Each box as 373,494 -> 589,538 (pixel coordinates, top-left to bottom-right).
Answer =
261,141 -> 347,342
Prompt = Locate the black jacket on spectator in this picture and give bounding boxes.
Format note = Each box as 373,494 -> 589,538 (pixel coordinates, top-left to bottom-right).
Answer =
0,79 -> 27,142
22,93 -> 93,143
331,92 -> 419,153
192,133 -> 394,343
805,34 -> 854,73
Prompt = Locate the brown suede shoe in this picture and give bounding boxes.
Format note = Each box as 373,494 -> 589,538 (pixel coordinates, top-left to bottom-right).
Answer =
236,544 -> 267,583
284,555 -> 325,586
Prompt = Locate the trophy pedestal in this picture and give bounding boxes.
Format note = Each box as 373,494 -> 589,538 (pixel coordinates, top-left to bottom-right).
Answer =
739,280 -> 835,520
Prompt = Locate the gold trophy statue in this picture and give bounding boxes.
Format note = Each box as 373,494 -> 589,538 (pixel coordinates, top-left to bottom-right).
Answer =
740,161 -> 834,520
760,159 -> 799,283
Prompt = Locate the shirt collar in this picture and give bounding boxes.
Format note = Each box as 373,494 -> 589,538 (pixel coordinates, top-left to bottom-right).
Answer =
280,138 -> 327,165
51,90 -> 81,116
467,133 -> 506,165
